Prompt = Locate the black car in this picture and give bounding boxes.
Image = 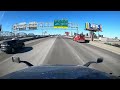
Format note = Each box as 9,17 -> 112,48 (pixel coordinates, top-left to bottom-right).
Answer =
1,40 -> 25,54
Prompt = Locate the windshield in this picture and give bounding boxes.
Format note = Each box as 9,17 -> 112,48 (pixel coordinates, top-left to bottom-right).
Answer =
0,11 -> 120,79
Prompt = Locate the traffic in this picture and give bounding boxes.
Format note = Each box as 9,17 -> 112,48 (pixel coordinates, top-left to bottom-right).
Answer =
0,11 -> 120,79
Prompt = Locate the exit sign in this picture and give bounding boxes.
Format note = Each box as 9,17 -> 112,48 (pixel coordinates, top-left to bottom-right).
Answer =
54,19 -> 68,28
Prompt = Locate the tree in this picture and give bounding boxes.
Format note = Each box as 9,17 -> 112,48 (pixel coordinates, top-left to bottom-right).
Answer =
28,33 -> 35,37
86,33 -> 88,36
19,32 -> 27,37
115,37 -> 118,39
98,34 -> 103,37
93,33 -> 97,38
16,33 -> 20,36
81,32 -> 83,35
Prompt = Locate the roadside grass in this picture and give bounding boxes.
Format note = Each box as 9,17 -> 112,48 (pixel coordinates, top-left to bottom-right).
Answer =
104,42 -> 120,48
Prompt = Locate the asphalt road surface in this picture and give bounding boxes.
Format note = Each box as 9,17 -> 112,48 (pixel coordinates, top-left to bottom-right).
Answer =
0,36 -> 120,77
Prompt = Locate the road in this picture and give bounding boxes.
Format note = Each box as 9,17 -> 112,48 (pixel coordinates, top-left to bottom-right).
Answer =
0,36 -> 120,77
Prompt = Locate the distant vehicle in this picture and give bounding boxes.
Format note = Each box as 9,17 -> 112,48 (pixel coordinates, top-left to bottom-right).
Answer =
33,35 -> 41,39
11,37 -> 19,40
1,40 -> 25,54
73,34 -> 90,43
18,36 -> 23,38
0,57 -> 119,79
50,35 -> 54,37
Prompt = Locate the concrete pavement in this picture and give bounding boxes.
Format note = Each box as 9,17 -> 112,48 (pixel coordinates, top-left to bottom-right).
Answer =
43,37 -> 120,76
64,39 -> 120,75
89,41 -> 120,55
0,37 -> 56,77
0,37 -> 50,61
0,36 -> 120,77
43,37 -> 84,65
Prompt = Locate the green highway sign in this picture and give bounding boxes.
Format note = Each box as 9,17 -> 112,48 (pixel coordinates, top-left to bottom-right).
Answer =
54,19 -> 68,28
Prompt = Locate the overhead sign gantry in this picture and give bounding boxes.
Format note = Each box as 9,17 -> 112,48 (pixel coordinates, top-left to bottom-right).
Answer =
12,19 -> 79,35
54,19 -> 68,28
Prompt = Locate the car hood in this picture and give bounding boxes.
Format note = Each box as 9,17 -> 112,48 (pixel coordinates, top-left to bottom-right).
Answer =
0,65 -> 119,79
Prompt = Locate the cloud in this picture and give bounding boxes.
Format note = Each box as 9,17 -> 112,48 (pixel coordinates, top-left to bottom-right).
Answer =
0,11 -> 6,22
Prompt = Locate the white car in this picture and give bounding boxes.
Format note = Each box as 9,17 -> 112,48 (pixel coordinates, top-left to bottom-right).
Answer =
12,37 -> 19,40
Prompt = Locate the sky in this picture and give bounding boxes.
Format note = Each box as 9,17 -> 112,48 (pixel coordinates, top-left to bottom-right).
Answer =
0,11 -> 120,38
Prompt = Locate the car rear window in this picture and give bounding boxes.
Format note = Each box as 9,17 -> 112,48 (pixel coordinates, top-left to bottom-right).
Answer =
3,40 -> 16,45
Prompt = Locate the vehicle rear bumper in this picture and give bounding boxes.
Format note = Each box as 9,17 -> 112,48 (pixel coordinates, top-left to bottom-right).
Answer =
78,40 -> 85,42
1,47 -> 10,52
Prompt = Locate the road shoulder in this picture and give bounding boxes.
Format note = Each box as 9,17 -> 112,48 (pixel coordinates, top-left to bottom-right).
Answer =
89,41 -> 120,55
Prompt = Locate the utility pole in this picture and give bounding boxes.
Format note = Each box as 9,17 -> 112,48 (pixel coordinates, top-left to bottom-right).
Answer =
90,31 -> 94,41
40,22 -> 44,36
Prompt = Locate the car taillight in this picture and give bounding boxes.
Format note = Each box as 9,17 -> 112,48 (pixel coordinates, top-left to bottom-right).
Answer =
1,44 -> 10,46
7,45 -> 10,46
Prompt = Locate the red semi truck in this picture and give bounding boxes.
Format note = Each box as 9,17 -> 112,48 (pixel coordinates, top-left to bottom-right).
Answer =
73,34 -> 90,43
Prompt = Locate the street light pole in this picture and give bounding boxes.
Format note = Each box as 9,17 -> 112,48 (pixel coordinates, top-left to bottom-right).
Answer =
40,22 -> 44,36
76,24 -> 78,34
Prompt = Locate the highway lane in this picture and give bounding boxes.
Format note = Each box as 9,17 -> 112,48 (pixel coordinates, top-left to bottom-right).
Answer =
43,36 -> 120,76
0,37 -> 52,76
43,37 -> 84,65
0,37 -> 56,77
0,37 -> 50,62
0,36 -> 120,77
64,37 -> 120,76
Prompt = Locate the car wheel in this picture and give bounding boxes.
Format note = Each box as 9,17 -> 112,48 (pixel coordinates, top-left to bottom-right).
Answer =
85,40 -> 89,43
22,43 -> 25,48
23,43 -> 25,47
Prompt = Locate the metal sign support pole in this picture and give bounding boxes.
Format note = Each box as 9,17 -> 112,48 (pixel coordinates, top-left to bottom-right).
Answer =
91,31 -> 94,41
76,27 -> 78,34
